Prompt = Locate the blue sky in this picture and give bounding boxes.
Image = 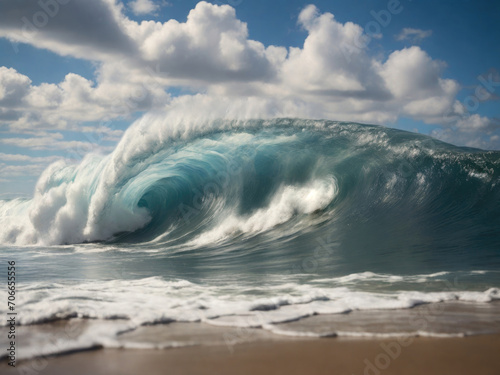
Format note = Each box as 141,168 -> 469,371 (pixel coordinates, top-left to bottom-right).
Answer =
0,0 -> 499,197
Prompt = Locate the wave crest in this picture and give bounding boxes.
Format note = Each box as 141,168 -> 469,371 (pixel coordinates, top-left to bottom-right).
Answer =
1,118 -> 499,250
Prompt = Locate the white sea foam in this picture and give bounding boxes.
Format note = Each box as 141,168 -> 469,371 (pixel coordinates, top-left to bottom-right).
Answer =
3,276 -> 498,328
0,119 -> 338,246
311,271 -> 454,284
0,273 -> 498,360
188,177 -> 337,246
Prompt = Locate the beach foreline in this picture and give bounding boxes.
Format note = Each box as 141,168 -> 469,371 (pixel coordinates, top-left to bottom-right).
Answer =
3,334 -> 500,375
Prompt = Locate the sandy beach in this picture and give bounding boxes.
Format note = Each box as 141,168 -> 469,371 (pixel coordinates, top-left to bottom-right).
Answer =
2,333 -> 499,375
2,302 -> 500,374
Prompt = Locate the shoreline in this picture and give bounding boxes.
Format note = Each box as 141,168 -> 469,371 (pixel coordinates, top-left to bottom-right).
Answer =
1,301 -> 500,367
4,334 -> 500,375
2,301 -> 500,374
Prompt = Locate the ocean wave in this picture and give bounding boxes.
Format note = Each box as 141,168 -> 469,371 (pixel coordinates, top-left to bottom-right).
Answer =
1,274 -> 499,361
0,119 -> 499,254
3,276 -> 499,327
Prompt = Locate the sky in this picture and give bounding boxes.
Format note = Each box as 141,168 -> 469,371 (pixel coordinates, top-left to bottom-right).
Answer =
0,0 -> 499,197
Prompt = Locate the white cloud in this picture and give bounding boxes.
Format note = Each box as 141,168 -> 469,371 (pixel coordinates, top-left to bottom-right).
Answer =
430,115 -> 500,149
0,67 -> 170,132
130,0 -> 159,15
377,46 -> 460,122
0,1 -> 497,153
0,153 -> 61,163
0,130 -> 116,157
0,1 -> 280,83
0,163 -> 49,177
0,151 -> 64,180
271,10 -> 459,126
298,4 -> 320,29
0,67 -> 32,106
282,5 -> 378,94
396,28 -> 433,43
126,1 -> 282,83
0,135 -> 115,152
380,47 -> 444,99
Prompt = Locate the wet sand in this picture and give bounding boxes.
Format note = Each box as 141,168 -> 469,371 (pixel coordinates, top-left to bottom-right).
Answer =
3,302 -> 500,374
4,334 -> 500,375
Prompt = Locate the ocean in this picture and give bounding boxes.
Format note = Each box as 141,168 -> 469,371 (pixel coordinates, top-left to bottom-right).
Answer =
1,118 -> 500,360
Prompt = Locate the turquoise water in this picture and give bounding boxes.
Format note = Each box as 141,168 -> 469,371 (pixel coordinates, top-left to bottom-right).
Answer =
1,119 -> 499,358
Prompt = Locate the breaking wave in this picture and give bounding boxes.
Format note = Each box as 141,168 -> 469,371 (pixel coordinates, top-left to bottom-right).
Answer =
1,118 -> 500,360
1,119 -> 499,263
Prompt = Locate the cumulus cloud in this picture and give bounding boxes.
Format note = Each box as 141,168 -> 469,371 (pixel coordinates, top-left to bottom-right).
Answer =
0,66 -> 169,132
0,67 -> 32,107
0,0 -> 498,161
378,46 -> 460,121
126,1 -> 282,83
272,8 -> 459,125
282,5 -> 383,95
0,1 -> 280,83
396,28 -> 433,43
129,0 -> 159,15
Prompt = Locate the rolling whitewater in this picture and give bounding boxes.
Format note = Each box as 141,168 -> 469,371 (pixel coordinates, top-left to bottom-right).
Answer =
1,118 -> 500,359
